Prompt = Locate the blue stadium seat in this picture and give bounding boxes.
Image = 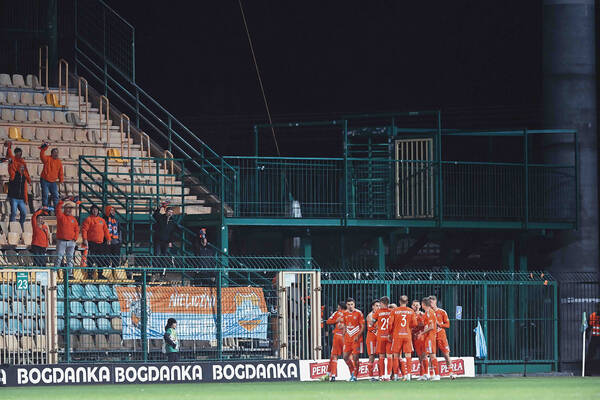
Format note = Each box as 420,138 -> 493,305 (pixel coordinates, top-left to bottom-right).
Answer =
40,301 -> 46,315
97,301 -> 112,317
0,319 -> 5,333
111,286 -> 118,299
82,318 -> 97,332
71,284 -> 84,299
57,318 -> 64,332
57,301 -> 65,317
98,285 -> 114,300
111,301 -> 121,315
83,301 -> 99,316
70,301 -> 85,317
11,301 -> 24,316
8,318 -> 21,334
28,283 -> 44,300
69,318 -> 82,332
38,319 -> 46,334
22,318 -> 34,333
96,317 -> 111,332
84,285 -> 100,299
0,283 -> 11,298
57,285 -> 64,298
26,301 -> 40,316
0,300 -> 9,315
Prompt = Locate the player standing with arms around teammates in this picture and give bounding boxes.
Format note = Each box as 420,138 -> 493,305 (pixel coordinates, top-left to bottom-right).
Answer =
324,301 -> 347,381
342,297 -> 365,381
418,297 -> 440,380
366,299 -> 381,381
372,296 -> 393,381
429,295 -> 456,379
390,295 -> 417,381
411,299 -> 427,378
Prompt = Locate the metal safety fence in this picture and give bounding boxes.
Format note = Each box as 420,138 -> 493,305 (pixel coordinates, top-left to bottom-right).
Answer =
320,271 -> 558,374
0,255 -> 321,365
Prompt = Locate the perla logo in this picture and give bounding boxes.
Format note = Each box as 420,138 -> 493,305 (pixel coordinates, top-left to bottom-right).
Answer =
0,369 -> 6,386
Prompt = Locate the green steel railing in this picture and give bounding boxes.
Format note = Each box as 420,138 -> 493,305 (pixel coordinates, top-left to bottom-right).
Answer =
321,271 -> 559,373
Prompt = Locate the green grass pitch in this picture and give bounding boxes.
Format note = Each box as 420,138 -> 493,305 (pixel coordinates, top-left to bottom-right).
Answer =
0,377 -> 598,400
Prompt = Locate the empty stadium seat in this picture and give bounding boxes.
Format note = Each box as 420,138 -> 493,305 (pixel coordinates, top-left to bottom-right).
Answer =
20,336 -> 35,351
83,301 -> 98,316
0,300 -> 9,315
48,128 -> 61,141
84,284 -> 100,299
69,318 -> 82,332
97,301 -> 112,316
35,127 -> 48,140
108,333 -> 121,349
26,300 -> 40,316
8,318 -> 21,334
14,109 -> 27,122
11,301 -> 24,316
111,317 -> 122,331
21,127 -> 35,140
8,126 -> 21,140
41,110 -> 53,123
70,301 -> 85,316
78,334 -> 95,349
97,317 -> 111,332
57,285 -> 64,298
20,92 -> 33,105
28,283 -> 43,298
22,318 -> 35,333
62,128 -> 75,142
57,317 -> 64,332
96,334 -> 109,350
45,93 -> 59,107
38,319 -> 45,334
25,74 -> 42,89
0,74 -> 12,87
98,285 -> 114,299
33,92 -> 45,106
1,108 -> 12,121
0,283 -> 11,298
54,111 -> 67,124
7,92 -> 19,104
71,284 -> 84,299
28,110 -> 40,123
82,318 -> 97,332
111,301 -> 121,315
12,74 -> 26,88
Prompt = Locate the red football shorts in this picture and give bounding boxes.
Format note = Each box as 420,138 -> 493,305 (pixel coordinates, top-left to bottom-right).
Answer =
375,336 -> 392,354
344,338 -> 364,355
331,333 -> 345,356
424,332 -> 437,354
436,333 -> 450,354
391,336 -> 413,354
413,335 -> 425,356
366,333 -> 377,356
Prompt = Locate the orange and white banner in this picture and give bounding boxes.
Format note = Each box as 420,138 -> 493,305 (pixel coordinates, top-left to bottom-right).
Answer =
115,286 -> 269,340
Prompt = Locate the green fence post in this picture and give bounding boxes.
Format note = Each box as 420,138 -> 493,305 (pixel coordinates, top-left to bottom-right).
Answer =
141,264 -> 148,362
377,236 -> 385,273
343,119 -> 349,222
523,129 -> 529,228
217,269 -> 223,361
437,111 -> 443,226
553,282 -> 559,371
64,267 -> 70,363
503,240 -> 516,359
483,283 -> 488,375
303,234 -> 312,269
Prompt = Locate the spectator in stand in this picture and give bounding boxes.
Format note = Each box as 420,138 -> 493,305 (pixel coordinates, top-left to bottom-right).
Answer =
7,164 -> 29,229
152,203 -> 178,256
5,141 -> 31,229
104,205 -> 122,267
54,198 -> 80,271
30,207 -> 50,267
194,228 -> 215,267
39,142 -> 64,209
81,205 -> 110,277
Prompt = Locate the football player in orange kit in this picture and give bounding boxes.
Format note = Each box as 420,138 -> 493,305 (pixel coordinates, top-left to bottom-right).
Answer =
411,299 -> 427,378
372,296 -> 393,381
390,295 -> 417,381
365,299 -> 381,381
342,297 -> 365,381
324,301 -> 347,381
430,295 -> 455,379
418,297 -> 439,381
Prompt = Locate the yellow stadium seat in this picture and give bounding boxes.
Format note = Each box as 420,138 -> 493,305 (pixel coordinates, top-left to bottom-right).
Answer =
8,127 -> 21,140
108,148 -> 126,164
45,93 -> 59,107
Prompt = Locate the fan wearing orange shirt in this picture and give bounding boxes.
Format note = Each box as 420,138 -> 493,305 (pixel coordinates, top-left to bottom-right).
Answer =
411,299 -> 427,377
342,297 -> 365,382
390,295 -> 417,381
324,301 -> 347,382
372,296 -> 393,381
365,299 -> 380,381
417,297 -> 439,381
430,295 -> 455,379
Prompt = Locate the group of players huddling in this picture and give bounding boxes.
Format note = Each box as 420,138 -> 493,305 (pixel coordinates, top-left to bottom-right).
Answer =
324,295 -> 455,382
